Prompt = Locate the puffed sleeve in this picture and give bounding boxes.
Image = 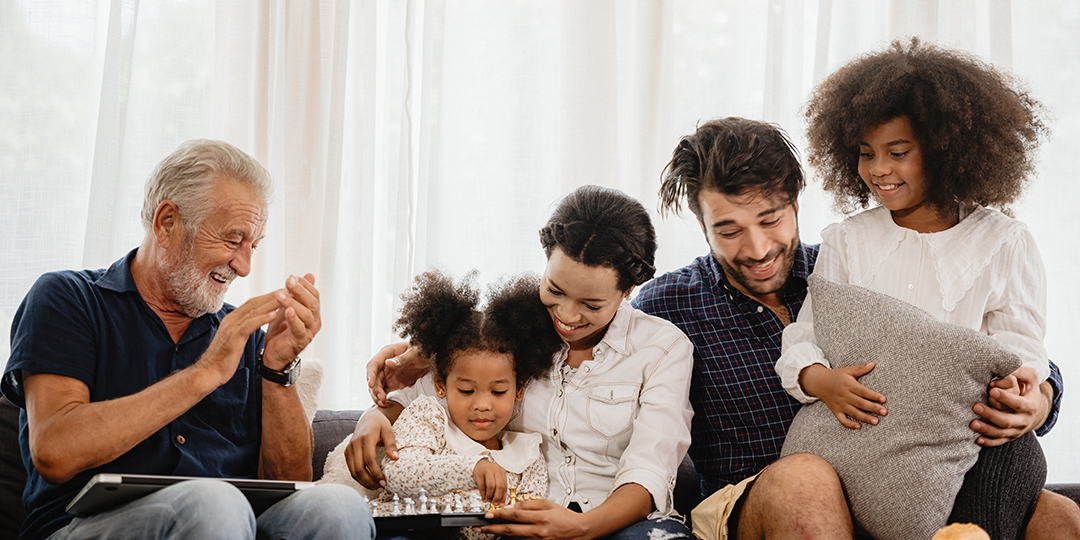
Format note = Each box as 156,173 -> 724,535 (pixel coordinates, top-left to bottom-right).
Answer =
382,396 -> 486,497
777,222 -> 850,403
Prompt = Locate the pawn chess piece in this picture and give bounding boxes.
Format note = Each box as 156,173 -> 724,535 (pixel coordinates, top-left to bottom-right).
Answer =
442,495 -> 454,514
369,497 -> 379,518
418,488 -> 429,514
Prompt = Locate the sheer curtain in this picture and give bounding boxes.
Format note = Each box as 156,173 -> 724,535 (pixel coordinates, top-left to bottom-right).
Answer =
2,0 -> 1077,482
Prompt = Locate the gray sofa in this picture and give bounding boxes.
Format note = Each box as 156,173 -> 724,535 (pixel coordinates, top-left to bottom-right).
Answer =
2,396 -> 1076,538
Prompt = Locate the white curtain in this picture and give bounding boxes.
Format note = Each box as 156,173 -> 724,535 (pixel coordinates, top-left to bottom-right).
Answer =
2,0 -> 1078,482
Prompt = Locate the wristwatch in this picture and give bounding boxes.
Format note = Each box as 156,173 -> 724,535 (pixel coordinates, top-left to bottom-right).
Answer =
257,349 -> 302,387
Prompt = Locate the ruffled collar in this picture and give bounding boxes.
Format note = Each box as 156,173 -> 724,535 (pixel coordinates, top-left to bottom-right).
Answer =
840,205 -> 1023,311
432,395 -> 542,474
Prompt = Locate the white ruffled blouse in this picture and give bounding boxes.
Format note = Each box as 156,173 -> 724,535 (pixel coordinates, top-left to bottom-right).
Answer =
778,205 -> 1049,403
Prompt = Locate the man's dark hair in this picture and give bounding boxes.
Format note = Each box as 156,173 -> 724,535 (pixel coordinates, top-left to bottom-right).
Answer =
659,117 -> 804,220
539,185 -> 656,292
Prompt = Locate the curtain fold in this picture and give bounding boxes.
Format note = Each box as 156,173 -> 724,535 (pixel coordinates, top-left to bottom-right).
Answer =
2,0 -> 1077,482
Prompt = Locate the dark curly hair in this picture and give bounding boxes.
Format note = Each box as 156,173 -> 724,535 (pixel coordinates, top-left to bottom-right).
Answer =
805,37 -> 1048,217
393,269 -> 560,387
659,117 -> 804,220
539,185 -> 656,292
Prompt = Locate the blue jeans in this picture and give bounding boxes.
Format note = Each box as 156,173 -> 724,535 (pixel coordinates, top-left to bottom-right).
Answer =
608,516 -> 693,540
49,480 -> 375,540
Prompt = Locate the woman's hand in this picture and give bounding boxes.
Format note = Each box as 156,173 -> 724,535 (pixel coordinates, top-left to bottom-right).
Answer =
366,343 -> 428,407
479,498 -> 589,540
800,362 -> 887,429
343,404 -> 402,489
473,459 -> 508,504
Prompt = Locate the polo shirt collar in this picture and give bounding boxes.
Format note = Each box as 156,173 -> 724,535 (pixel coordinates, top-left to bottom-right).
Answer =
96,248 -> 227,334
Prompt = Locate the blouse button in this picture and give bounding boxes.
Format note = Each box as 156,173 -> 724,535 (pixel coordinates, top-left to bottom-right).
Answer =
176,435 -> 186,445
908,284 -> 914,290
565,488 -> 572,495
565,455 -> 573,463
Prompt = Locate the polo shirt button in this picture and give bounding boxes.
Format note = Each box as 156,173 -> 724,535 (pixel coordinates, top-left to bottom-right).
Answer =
176,435 -> 186,445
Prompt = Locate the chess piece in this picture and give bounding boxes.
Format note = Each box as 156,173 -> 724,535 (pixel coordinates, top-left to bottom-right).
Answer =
508,486 -> 518,506
469,493 -> 483,513
453,491 -> 464,513
418,488 -> 429,514
442,495 -> 454,514
369,497 -> 379,518
391,493 -> 401,516
404,497 -> 415,515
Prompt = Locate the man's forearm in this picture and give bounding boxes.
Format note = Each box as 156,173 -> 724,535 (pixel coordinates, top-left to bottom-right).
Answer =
24,367 -> 220,484
258,380 -> 313,480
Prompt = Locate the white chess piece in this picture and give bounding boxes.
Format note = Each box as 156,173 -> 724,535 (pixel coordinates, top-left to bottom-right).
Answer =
391,493 -> 401,516
418,488 -> 429,514
404,497 -> 415,515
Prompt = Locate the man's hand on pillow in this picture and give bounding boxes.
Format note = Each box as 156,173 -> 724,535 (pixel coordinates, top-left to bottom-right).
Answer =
799,362 -> 888,429
970,366 -> 1049,446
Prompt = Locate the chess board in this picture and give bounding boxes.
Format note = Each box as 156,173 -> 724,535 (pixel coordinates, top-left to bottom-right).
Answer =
374,512 -> 507,531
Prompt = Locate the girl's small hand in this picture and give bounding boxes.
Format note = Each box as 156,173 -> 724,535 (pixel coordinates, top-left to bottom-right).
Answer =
800,362 -> 887,429
474,459 -> 508,503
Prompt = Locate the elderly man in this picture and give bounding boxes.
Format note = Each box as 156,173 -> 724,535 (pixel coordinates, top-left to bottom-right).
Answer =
2,140 -> 374,540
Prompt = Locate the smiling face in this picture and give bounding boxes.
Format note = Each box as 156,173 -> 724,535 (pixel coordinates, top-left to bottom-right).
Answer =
539,247 -> 626,351
436,350 -> 522,450
858,116 -> 949,232
697,188 -> 799,304
161,178 -> 267,317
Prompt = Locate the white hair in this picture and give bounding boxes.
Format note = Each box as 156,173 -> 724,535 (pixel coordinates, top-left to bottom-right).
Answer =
141,139 -> 273,235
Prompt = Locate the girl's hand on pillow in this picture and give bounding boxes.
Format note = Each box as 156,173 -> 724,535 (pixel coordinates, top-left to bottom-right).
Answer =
800,362 -> 888,429
474,458 -> 508,503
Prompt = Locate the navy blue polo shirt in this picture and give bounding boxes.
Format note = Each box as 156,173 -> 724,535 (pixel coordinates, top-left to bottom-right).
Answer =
2,249 -> 265,540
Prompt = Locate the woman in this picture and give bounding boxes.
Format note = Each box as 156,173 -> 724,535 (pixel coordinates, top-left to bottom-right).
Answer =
347,185 -> 695,540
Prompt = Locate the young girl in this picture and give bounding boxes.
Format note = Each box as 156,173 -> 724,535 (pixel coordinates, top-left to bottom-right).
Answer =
778,38 -> 1050,538
319,269 -> 561,530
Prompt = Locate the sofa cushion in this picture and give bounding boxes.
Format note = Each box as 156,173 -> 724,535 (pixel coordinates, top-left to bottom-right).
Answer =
781,275 -> 1022,540
1,395 -> 27,539
311,409 -> 362,481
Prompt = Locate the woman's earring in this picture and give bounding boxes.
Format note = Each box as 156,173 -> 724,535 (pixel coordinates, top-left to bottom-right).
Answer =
436,389 -> 446,398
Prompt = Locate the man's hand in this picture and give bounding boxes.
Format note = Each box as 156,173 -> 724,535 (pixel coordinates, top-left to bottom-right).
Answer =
799,363 -> 887,429
344,405 -> 402,489
971,366 -> 1049,446
366,343 -> 427,407
196,289 -> 284,387
261,274 -> 321,370
474,459 -> 508,504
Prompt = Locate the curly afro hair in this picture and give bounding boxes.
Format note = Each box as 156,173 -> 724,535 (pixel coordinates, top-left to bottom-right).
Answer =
393,269 -> 561,388
805,37 -> 1048,217
659,117 -> 804,219
539,185 -> 656,292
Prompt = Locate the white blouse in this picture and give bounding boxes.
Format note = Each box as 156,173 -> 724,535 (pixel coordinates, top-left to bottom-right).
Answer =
390,300 -> 694,518
778,205 -> 1048,403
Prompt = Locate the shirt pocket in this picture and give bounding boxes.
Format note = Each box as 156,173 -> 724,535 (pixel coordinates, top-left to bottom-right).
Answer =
586,383 -> 639,439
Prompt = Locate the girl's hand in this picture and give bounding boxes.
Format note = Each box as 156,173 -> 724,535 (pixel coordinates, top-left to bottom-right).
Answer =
800,363 -> 887,429
474,459 -> 508,503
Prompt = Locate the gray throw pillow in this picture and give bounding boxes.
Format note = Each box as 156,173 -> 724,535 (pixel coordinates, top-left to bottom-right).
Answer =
780,275 -> 1021,540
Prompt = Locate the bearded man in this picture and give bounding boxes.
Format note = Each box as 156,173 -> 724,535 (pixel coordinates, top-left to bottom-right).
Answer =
2,140 -> 374,540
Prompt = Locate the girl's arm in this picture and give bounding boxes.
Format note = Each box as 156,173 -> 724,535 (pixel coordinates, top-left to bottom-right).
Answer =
382,397 -> 486,497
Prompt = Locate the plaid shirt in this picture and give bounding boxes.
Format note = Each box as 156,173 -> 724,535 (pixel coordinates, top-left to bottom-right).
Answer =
634,243 -> 1064,495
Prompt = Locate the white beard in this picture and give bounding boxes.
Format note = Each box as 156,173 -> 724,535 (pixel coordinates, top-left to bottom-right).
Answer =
160,236 -> 237,318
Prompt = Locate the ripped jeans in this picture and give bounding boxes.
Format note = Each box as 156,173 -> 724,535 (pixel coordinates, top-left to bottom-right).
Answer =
609,516 -> 693,540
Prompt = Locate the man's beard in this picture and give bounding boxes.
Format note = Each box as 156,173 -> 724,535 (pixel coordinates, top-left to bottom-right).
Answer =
160,236 -> 237,318
717,235 -> 800,298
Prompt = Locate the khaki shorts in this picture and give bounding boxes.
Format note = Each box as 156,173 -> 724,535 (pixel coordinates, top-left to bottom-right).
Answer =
690,469 -> 763,540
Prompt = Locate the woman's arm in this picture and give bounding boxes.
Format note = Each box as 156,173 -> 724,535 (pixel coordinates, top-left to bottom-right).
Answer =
479,483 -> 652,540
